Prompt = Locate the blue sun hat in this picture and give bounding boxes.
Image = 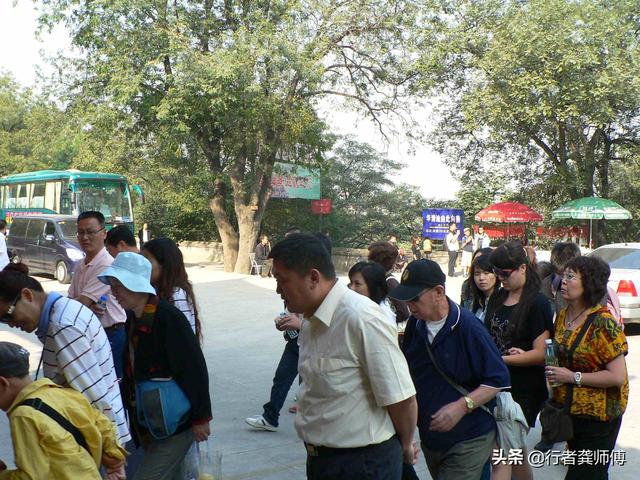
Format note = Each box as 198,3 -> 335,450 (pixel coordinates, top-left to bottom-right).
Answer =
97,252 -> 157,295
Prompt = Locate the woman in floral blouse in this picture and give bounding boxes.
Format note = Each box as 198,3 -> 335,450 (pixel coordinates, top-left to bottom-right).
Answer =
545,255 -> 628,480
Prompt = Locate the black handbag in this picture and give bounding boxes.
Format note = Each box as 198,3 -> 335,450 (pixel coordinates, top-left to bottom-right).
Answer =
539,312 -> 596,444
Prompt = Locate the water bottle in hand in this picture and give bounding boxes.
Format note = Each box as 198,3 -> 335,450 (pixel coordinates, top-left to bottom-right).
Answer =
544,339 -> 560,387
95,295 -> 108,317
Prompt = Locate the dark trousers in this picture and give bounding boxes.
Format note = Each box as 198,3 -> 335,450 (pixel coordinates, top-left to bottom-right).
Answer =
263,339 -> 299,427
565,416 -> 623,480
106,326 -> 126,379
447,251 -> 458,277
306,435 -> 402,480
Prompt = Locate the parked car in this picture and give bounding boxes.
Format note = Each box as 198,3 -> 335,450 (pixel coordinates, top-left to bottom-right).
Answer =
589,243 -> 640,324
7,215 -> 84,284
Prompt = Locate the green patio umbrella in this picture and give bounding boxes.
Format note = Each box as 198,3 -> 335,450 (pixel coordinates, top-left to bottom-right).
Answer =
551,197 -> 632,247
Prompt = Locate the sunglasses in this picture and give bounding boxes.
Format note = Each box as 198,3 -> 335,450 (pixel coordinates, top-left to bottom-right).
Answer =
492,267 -> 517,279
1,293 -> 21,324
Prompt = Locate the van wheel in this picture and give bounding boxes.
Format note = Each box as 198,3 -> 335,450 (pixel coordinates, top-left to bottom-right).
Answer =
55,261 -> 71,284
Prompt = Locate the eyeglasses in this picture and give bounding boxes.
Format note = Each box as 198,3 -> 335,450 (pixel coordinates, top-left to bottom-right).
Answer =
76,228 -> 105,238
1,294 -> 21,324
562,272 -> 580,282
492,267 -> 517,279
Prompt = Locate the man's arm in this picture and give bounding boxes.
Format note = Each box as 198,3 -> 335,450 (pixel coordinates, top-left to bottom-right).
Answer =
387,396 -> 418,464
429,385 -> 499,433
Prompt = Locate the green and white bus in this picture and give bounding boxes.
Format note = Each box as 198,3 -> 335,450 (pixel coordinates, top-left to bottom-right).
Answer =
0,170 -> 137,229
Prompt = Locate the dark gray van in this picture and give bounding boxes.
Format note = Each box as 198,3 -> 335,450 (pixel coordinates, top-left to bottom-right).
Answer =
7,215 -> 84,284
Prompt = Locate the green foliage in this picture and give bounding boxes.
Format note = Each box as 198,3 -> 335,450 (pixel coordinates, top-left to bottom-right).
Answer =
0,74 -> 77,175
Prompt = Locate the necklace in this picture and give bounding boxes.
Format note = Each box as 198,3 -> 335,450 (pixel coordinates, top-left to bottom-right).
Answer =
566,306 -> 589,329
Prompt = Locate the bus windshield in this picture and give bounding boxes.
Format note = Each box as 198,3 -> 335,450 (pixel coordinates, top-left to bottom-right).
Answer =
75,180 -> 133,222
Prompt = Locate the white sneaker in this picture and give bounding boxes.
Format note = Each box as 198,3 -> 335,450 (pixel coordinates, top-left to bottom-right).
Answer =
245,415 -> 277,432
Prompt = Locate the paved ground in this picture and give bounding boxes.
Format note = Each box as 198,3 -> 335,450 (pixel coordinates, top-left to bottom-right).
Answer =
1,265 -> 638,479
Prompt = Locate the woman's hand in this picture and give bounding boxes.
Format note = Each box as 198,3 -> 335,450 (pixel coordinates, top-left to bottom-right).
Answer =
545,365 -> 574,385
192,422 -> 211,442
507,347 -> 525,355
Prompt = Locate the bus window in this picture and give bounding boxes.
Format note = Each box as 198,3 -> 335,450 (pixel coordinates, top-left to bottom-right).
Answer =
16,185 -> 29,208
75,180 -> 132,222
60,190 -> 72,215
30,183 -> 46,209
44,181 -> 61,211
6,185 -> 18,208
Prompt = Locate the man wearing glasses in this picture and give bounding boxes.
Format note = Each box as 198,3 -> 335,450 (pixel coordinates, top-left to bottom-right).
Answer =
389,259 -> 510,480
68,211 -> 127,378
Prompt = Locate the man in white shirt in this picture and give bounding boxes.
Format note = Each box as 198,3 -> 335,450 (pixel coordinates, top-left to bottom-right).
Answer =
0,220 -> 9,271
445,222 -> 460,277
269,234 -> 418,480
68,211 -> 127,378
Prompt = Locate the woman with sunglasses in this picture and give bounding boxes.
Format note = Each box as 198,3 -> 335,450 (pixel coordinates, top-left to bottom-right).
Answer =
0,263 -> 131,447
545,256 -> 627,480
487,241 -> 553,479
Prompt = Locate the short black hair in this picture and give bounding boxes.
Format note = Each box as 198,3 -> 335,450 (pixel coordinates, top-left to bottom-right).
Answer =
564,256 -> 610,308
77,211 -> 105,227
348,261 -> 388,304
106,225 -> 136,247
0,220 -> 6,230
314,232 -> 332,255
268,233 -> 336,279
550,242 -> 581,272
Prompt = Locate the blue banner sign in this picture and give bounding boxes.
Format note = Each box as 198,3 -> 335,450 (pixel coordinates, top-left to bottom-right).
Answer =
422,208 -> 464,240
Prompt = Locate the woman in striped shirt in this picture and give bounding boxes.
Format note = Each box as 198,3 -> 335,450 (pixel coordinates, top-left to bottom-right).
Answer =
141,237 -> 201,340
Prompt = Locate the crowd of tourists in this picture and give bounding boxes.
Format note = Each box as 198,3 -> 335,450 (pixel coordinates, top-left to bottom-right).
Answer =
0,214 -> 629,480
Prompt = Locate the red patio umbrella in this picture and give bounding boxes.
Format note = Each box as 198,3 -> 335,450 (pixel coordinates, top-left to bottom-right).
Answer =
475,201 -> 543,223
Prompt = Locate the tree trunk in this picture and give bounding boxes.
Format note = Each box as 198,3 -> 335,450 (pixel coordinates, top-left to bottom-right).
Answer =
209,178 -> 239,272
235,208 -> 261,274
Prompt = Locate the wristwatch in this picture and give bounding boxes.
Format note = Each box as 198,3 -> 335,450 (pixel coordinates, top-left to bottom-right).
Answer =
574,371 -> 582,387
463,395 -> 475,412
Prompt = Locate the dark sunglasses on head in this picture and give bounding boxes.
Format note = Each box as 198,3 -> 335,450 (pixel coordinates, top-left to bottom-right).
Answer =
0,293 -> 21,324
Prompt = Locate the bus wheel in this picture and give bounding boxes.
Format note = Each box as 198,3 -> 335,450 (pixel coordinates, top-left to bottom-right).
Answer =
55,261 -> 71,284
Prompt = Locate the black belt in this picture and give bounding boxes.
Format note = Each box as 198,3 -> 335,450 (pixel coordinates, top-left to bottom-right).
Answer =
305,436 -> 397,457
104,323 -> 126,332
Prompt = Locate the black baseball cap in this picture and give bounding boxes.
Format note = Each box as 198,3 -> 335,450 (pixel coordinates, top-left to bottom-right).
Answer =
388,259 -> 446,301
0,342 -> 30,378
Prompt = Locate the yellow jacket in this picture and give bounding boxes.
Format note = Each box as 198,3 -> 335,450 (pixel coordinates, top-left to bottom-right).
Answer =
0,378 -> 126,480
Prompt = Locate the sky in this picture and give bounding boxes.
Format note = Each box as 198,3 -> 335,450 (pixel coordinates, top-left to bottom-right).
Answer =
0,1 -> 458,200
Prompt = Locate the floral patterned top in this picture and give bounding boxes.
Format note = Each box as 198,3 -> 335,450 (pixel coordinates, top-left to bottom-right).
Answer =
552,306 -> 628,421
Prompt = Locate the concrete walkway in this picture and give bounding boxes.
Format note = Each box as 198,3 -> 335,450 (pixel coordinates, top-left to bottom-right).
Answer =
1,265 -> 638,479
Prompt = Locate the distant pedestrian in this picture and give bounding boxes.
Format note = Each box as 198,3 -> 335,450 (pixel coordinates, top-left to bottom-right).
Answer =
270,234 -> 418,480
141,237 -> 201,338
255,234 -> 272,277
422,236 -> 433,260
411,237 -> 422,261
445,222 -> 460,277
138,222 -> 152,248
98,252 -> 212,479
477,226 -> 491,249
461,228 -> 474,277
0,220 -> 9,271
470,254 -> 500,322
0,263 -> 131,446
105,225 -> 139,258
0,341 -> 127,480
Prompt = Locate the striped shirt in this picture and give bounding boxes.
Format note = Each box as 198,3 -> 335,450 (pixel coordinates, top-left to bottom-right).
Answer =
41,295 -> 131,445
170,287 -> 196,334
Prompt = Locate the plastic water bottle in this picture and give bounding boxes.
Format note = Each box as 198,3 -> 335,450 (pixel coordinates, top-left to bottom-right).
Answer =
544,339 -> 560,387
97,295 -> 108,310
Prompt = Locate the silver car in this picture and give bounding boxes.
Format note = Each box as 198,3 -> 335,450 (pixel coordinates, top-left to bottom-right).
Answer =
589,243 -> 640,324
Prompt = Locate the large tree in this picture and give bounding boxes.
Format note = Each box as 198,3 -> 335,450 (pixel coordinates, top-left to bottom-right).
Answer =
419,0 -> 640,204
38,0 -> 419,272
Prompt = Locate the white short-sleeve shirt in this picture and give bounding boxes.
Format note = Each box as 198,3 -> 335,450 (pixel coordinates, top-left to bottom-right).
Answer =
295,281 -> 416,448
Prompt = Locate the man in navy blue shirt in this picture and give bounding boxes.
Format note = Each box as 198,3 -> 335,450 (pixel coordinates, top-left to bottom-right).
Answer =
390,259 -> 510,480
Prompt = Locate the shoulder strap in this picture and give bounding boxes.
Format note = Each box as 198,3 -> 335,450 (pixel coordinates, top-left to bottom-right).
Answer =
560,311 -> 597,409
18,398 -> 90,454
423,308 -> 493,416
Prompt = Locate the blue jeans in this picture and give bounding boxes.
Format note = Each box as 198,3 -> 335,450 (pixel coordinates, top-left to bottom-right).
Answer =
306,435 -> 403,480
263,339 -> 299,427
106,326 -> 126,379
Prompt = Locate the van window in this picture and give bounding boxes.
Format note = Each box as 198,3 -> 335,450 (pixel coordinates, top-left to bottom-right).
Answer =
8,219 -> 28,238
45,222 -> 56,236
57,221 -> 77,239
26,219 -> 46,239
